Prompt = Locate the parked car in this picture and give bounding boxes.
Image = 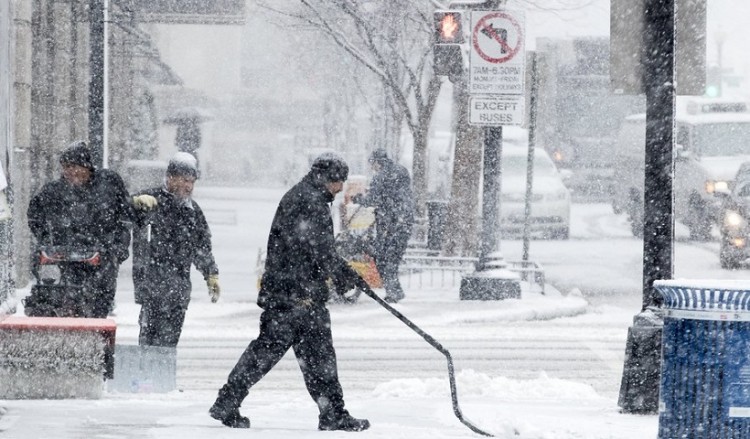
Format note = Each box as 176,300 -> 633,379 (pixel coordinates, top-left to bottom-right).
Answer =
718,163 -> 750,268
500,146 -> 571,239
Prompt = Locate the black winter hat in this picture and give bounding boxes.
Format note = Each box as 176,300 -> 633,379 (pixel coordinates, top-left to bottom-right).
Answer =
60,140 -> 94,169
368,148 -> 389,165
167,152 -> 200,179
311,152 -> 349,183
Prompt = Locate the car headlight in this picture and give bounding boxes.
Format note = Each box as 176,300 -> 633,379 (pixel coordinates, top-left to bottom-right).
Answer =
724,210 -> 745,229
706,180 -> 729,194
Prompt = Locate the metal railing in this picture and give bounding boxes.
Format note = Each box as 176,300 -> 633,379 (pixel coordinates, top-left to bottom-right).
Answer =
400,253 -> 545,294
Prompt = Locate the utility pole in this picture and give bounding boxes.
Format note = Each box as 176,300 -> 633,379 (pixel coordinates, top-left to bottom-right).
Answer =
618,0 -> 676,414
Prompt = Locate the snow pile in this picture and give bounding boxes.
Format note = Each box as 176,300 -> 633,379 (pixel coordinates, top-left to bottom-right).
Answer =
372,369 -> 601,401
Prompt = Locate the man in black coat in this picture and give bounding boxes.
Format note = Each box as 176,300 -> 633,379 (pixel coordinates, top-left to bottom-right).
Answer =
131,152 -> 220,347
353,149 -> 414,303
210,153 -> 370,432
27,141 -> 138,318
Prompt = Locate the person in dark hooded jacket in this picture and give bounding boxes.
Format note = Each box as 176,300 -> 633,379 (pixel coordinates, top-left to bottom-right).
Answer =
27,141 -> 143,318
131,152 -> 220,347
209,152 -> 370,432
353,149 -> 414,303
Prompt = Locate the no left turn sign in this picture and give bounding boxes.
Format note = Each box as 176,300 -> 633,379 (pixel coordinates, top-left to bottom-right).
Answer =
472,11 -> 523,64
469,10 -> 526,96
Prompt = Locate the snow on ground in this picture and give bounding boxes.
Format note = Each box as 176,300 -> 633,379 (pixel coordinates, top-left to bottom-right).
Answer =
1,186 -> 668,438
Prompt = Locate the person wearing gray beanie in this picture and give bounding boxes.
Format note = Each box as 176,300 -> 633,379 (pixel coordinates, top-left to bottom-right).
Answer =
130,152 -> 220,347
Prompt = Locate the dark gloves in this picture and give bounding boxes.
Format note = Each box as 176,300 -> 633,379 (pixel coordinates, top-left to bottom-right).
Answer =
336,263 -> 366,295
351,193 -> 363,205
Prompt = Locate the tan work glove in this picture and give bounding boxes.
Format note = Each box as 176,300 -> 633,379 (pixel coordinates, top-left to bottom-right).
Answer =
207,275 -> 220,303
132,194 -> 158,210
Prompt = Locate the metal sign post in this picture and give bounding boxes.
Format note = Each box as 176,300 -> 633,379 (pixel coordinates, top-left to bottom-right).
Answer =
459,9 -> 526,300
469,9 -> 525,265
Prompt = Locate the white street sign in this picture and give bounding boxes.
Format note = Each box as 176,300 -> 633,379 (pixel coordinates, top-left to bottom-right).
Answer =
469,10 -> 526,95
469,95 -> 525,126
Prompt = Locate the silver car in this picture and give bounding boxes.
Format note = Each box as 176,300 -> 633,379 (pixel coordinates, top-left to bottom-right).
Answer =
500,146 -> 572,239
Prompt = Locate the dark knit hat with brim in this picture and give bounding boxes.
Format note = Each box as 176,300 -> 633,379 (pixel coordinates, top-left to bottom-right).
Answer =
60,141 -> 94,170
311,152 -> 349,183
368,148 -> 389,165
167,152 -> 200,179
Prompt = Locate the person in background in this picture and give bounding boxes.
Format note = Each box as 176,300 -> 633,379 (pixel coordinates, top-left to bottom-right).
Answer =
130,152 -> 220,347
209,153 -> 370,432
27,140 -> 150,318
353,149 -> 414,303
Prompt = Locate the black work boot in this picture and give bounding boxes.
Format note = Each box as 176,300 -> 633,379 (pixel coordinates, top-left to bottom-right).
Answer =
209,402 -> 250,429
318,410 -> 370,432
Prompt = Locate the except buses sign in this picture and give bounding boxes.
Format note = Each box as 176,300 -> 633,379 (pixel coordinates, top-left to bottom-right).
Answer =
469,10 -> 526,126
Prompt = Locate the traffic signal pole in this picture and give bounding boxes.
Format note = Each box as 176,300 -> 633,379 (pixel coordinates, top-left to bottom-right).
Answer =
618,0 -> 675,415
642,0 -> 675,312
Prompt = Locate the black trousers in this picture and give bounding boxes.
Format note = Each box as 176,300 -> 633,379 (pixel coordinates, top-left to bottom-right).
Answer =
215,304 -> 346,415
373,228 -> 410,299
59,259 -> 118,318
138,294 -> 189,347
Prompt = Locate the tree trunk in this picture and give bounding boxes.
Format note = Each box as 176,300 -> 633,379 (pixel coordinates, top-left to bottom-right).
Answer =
443,77 -> 482,256
411,125 -> 428,242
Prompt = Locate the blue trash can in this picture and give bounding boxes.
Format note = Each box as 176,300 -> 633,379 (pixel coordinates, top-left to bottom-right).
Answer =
655,280 -> 750,439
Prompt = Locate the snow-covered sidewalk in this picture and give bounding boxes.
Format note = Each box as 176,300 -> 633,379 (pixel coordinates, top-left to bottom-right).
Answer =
0,187 -> 659,438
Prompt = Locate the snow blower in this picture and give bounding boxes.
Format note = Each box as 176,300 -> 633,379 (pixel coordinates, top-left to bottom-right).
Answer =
0,245 -> 117,399
0,315 -> 116,399
356,281 -> 497,437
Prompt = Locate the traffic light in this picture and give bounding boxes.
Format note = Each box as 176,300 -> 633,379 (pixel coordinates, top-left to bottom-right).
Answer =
705,65 -> 722,98
433,11 -> 464,78
435,11 -> 464,44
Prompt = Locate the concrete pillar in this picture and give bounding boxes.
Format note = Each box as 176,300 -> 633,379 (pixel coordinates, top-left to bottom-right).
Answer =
0,0 -> 13,303
11,0 -> 33,289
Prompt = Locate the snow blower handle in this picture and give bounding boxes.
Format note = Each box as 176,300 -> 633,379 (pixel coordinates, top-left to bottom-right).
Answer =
356,280 -> 496,437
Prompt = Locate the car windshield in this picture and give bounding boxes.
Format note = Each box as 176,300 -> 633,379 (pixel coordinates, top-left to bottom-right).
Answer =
693,123 -> 750,156
503,152 -> 557,176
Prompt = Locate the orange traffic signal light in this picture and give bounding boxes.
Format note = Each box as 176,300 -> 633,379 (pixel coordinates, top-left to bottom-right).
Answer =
434,11 -> 464,44
433,11 -> 463,78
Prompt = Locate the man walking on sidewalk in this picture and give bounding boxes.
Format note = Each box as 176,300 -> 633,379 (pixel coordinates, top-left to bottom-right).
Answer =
131,152 -> 221,347
209,152 -> 370,432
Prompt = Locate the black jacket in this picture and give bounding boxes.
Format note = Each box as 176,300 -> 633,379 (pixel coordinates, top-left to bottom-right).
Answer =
28,168 -> 133,263
131,187 -> 218,305
258,173 -> 355,310
358,158 -> 415,242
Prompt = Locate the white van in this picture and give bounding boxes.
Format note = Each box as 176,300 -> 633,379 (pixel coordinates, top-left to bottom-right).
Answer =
612,98 -> 750,239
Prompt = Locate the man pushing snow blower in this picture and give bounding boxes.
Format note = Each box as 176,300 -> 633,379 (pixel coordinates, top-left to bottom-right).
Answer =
351,149 -> 414,303
332,175 -> 382,304
25,141 -> 157,318
26,142 -> 133,318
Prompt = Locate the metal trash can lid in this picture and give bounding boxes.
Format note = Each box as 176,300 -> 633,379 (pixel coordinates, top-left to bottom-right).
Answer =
655,279 -> 750,321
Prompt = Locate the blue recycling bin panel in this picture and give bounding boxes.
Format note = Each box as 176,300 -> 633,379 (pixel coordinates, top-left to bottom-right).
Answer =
655,280 -> 750,439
